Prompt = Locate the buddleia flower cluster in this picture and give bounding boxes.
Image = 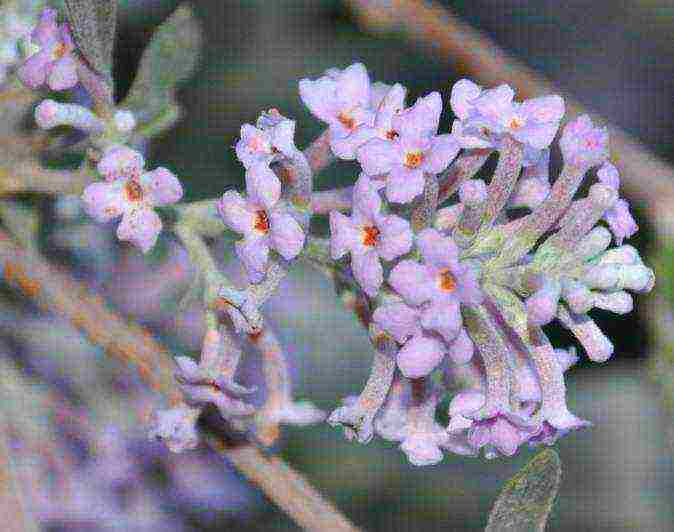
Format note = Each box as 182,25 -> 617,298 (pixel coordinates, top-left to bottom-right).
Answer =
16,3 -> 654,467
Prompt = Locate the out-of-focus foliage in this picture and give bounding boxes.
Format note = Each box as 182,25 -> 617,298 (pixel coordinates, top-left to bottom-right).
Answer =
121,3 -> 201,135
485,450 -> 561,532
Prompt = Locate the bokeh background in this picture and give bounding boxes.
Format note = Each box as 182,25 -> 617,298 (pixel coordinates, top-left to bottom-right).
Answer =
2,1 -> 674,531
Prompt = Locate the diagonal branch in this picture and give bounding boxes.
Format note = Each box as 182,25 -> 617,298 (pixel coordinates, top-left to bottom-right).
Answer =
0,230 -> 360,532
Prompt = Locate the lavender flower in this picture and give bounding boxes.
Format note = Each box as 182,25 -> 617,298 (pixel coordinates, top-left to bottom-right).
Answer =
18,8 -> 78,91
299,63 -> 374,159
559,114 -> 609,168
235,109 -> 297,169
218,163 -> 305,282
82,146 -> 183,253
330,175 -> 413,296
450,79 -> 564,155
357,92 -> 460,203
597,162 -> 638,244
388,228 -> 482,343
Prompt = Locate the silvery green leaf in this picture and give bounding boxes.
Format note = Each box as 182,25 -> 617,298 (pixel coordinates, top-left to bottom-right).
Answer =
485,449 -> 562,532
63,0 -> 117,81
121,4 -> 202,133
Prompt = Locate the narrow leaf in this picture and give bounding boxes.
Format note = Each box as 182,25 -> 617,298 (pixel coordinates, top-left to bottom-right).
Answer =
64,0 -> 117,80
121,4 -> 202,129
485,449 -> 562,532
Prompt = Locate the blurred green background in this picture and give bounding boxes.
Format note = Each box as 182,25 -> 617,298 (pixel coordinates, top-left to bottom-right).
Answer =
110,1 -> 674,530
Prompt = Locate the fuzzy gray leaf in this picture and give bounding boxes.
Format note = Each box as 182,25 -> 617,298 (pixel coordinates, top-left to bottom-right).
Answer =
63,0 -> 117,80
485,450 -> 562,532
121,4 -> 202,129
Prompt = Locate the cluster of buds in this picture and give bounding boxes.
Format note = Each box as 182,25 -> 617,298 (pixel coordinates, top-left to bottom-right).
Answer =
13,5 -> 654,466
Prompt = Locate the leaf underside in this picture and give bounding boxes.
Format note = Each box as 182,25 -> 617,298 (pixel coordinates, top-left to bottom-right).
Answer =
485,449 -> 562,532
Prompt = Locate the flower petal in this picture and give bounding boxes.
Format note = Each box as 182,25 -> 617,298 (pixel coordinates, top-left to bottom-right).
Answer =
420,300 -> 462,344
117,207 -> 163,254
269,211 -> 305,260
329,211 -> 358,259
235,236 -> 270,283
246,164 -> 281,210
47,54 -> 78,91
397,335 -> 446,378
385,165 -> 425,203
356,137 -> 398,176
376,214 -> 413,261
372,302 -> 420,343
217,191 -> 256,235
422,133 -> 460,174
141,168 -> 183,206
388,260 -> 434,306
351,248 -> 384,297
450,79 -> 482,120
82,181 -> 125,222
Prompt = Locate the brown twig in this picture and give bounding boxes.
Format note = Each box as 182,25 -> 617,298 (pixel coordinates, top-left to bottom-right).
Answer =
346,0 -> 674,239
0,230 -> 360,532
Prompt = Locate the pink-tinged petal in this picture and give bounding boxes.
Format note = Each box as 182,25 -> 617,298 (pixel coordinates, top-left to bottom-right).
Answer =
31,8 -> 59,46
385,165 -> 425,203
417,228 -> 459,269
17,50 -> 50,88
446,328 -> 475,364
397,335 -> 446,378
389,260 -> 434,306
376,214 -> 413,261
117,208 -> 163,254
217,191 -> 256,235
299,77 -> 340,123
421,300 -> 462,344
270,118 -> 297,157
422,134 -> 460,174
373,302 -> 421,343
356,137 -> 399,176
329,211 -> 358,259
98,145 -> 145,180
246,164 -> 281,210
370,81 -> 392,109
400,432 -> 445,466
560,114 -> 609,168
339,63 -> 371,108
491,418 -> 521,456
236,124 -> 271,168
235,236 -> 270,283
269,211 -> 305,260
47,54 -> 78,91
82,181 -> 125,223
604,199 -> 638,245
597,162 -> 620,190
352,175 -> 382,221
450,79 -> 482,120
474,84 -> 515,120
330,127 -> 373,160
351,248 -> 384,297
512,122 -> 560,150
451,119 -> 493,149
520,95 -> 565,125
141,168 -> 183,206
393,91 -> 443,138
375,83 -> 407,127
449,389 -> 485,418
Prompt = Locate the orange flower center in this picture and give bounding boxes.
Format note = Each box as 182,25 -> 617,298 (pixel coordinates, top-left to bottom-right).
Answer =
124,180 -> 143,202
362,226 -> 380,247
439,269 -> 457,292
52,42 -> 67,60
508,116 -> 525,130
254,210 -> 270,233
385,129 -> 399,140
337,111 -> 357,131
404,151 -> 424,169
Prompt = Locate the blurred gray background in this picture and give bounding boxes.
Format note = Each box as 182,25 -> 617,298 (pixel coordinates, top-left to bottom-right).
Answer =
110,1 -> 673,530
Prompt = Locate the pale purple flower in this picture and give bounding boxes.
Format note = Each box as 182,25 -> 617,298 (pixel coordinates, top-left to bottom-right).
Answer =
560,114 -> 609,168
450,79 -> 565,152
372,302 -> 446,378
597,162 -> 638,244
299,63 -> 374,159
329,175 -> 413,296
217,164 -> 305,282
82,146 -> 183,253
18,8 -> 78,91
357,92 -> 460,203
235,109 -> 297,169
388,229 -> 482,343
446,390 -> 535,458
149,404 -> 200,453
